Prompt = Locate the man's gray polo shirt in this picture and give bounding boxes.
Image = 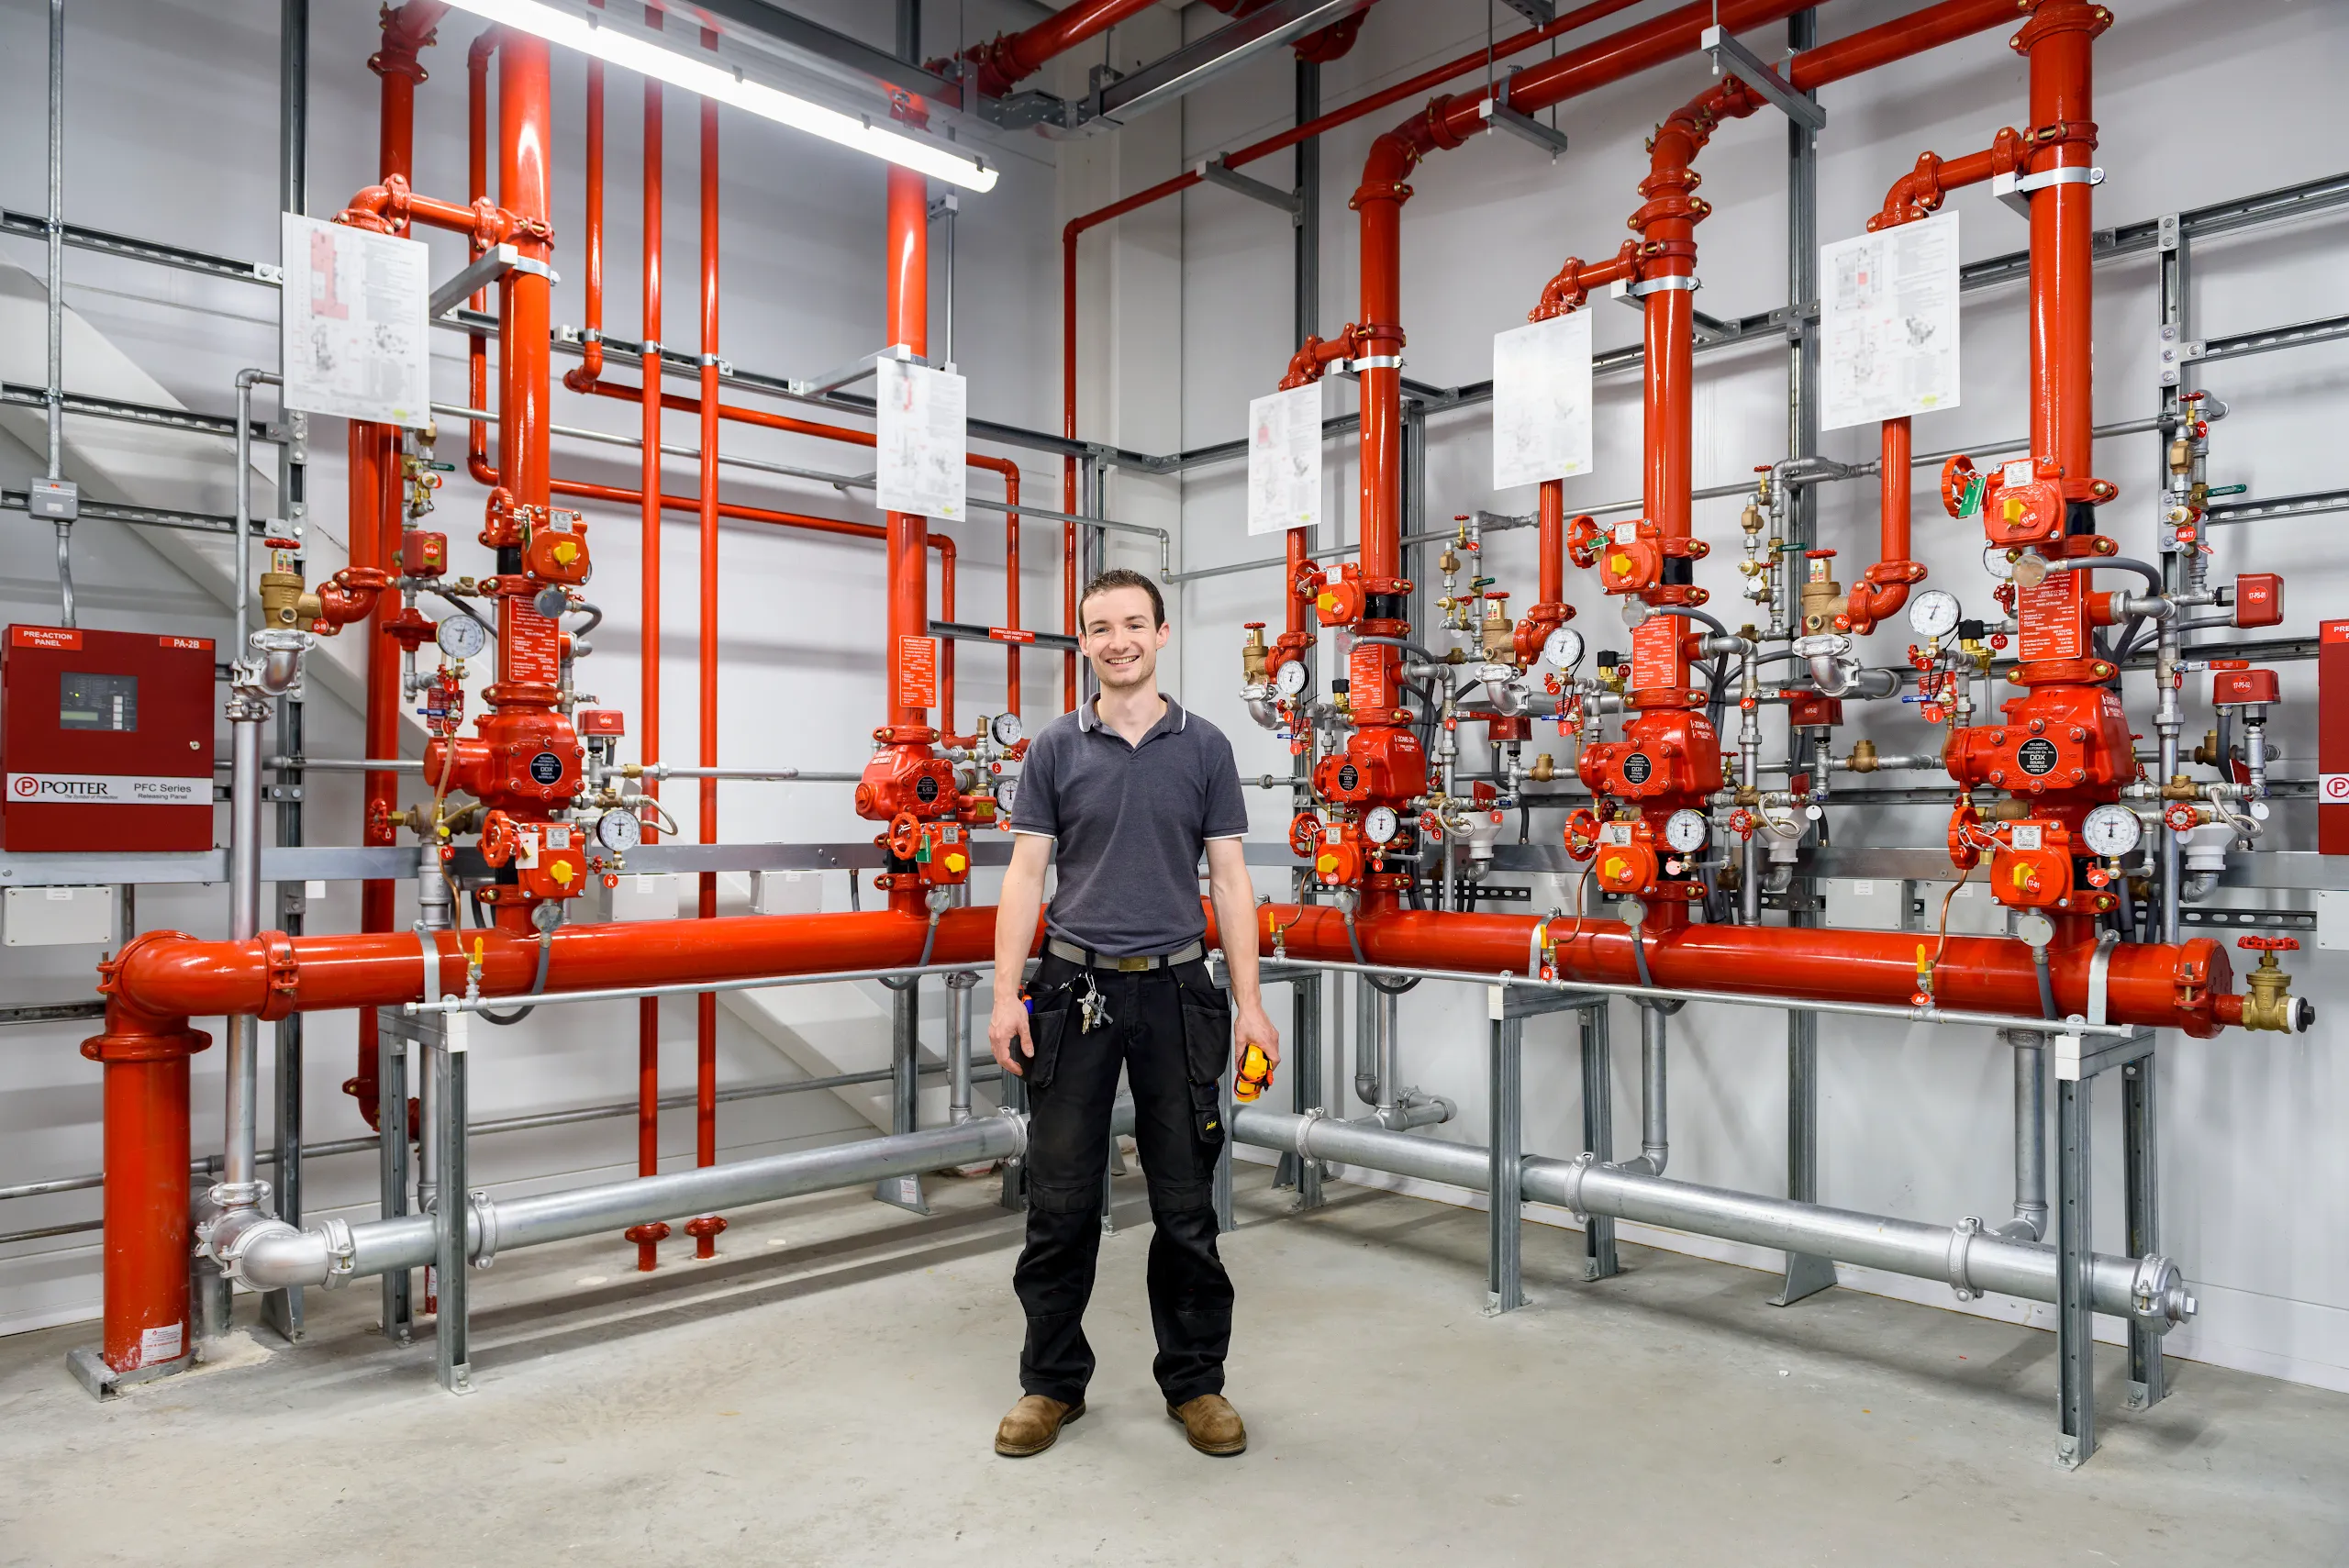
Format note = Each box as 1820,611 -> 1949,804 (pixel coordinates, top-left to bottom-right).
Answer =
1008,696 -> 1249,957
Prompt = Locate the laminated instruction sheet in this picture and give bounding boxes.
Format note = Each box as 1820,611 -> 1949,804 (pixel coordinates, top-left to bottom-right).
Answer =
1491,309 -> 1594,489
876,357 -> 968,522
1247,381 -> 1322,537
280,212 -> 431,428
1821,211 -> 1961,431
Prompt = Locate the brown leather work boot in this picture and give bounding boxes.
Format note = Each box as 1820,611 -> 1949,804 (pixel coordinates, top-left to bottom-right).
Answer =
994,1395 -> 1084,1457
1167,1393 -> 1247,1456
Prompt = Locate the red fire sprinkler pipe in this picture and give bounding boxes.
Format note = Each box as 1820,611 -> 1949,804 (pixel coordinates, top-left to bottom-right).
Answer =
688,90 -> 728,1259
630,42 -> 669,1272
941,0 -> 1161,101
349,1 -> 448,1131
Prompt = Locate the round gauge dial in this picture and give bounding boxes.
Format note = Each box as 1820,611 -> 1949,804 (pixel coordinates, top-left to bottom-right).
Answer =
1981,545 -> 2016,583
1909,588 -> 1962,640
2080,803 -> 2143,858
1543,627 -> 1586,670
1664,808 -> 1709,853
1363,805 -> 1400,846
994,776 -> 1020,822
988,710 -> 1024,748
1274,659 -> 1310,698
595,807 -> 641,852
435,613 -> 487,660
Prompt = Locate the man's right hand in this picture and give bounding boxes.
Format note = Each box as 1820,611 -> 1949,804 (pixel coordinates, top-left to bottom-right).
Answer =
989,994 -> 1034,1077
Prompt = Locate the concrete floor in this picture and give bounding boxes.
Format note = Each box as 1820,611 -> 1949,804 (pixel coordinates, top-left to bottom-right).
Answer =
4,1169 -> 2346,1568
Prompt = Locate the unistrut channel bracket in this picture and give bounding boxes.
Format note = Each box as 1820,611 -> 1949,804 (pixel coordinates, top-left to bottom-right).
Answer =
1194,154 -> 1303,217
1478,81 -> 1569,159
1700,26 -> 1824,134
1609,275 -> 1733,343
790,342 -> 928,399
427,244 -> 558,322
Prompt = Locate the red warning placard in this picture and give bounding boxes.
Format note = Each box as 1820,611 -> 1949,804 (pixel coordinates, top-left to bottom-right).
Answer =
896,635 -> 939,712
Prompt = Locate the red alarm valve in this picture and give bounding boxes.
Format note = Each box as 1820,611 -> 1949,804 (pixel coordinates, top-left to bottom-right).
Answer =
1945,684 -> 2134,799
1591,817 -> 1660,897
1988,819 -> 2076,911
2233,573 -> 2283,629
2210,667 -> 2279,707
855,746 -> 960,822
1983,477 -> 2066,548
1575,709 -> 1722,803
1313,726 -> 1429,805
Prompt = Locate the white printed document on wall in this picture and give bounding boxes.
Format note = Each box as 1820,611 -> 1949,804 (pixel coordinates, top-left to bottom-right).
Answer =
1821,211 -> 1960,431
876,357 -> 967,522
1247,381 -> 1321,538
1492,310 -> 1594,489
280,212 -> 430,428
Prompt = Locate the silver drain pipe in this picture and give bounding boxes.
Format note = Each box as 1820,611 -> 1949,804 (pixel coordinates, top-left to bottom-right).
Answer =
1235,1107 -> 2195,1329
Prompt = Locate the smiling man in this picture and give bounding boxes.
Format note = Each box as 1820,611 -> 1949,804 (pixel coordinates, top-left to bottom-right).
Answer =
988,568 -> 1279,1460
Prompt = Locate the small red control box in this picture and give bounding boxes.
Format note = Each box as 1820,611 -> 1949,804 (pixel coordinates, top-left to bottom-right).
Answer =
3,626 -> 216,851
2210,667 -> 2279,707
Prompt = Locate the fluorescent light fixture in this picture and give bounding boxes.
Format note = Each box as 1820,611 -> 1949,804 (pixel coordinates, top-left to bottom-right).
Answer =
443,0 -> 998,193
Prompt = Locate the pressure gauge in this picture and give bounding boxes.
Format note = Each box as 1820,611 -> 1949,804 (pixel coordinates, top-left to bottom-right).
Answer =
1981,544 -> 2016,583
1664,808 -> 1709,853
989,710 -> 1024,748
1274,659 -> 1310,698
436,613 -> 486,660
1543,626 -> 1586,671
594,807 -> 641,852
1909,588 -> 1962,640
995,776 -> 1020,822
2081,803 -> 2143,858
1363,805 -> 1400,846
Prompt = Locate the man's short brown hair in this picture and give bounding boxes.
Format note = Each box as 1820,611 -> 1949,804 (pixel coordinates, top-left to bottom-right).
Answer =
1078,567 -> 1166,628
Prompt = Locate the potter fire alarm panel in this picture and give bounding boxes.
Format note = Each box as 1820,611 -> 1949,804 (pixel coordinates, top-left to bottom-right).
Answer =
2,625 -> 216,851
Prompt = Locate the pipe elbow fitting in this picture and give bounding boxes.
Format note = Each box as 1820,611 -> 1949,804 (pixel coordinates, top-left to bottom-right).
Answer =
210,1209 -> 336,1293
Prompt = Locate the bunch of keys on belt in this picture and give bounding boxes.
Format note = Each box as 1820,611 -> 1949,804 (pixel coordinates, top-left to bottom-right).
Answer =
1078,971 -> 1113,1033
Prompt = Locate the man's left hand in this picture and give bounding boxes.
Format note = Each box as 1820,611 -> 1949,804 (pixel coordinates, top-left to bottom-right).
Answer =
1233,1001 -> 1280,1077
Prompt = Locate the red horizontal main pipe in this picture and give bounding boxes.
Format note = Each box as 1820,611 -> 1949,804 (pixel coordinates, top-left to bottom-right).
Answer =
95,902 -> 2239,1048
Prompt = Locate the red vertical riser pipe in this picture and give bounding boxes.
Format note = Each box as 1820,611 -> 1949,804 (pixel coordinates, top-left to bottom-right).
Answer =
885,162 -> 931,738
351,4 -> 442,1129
1004,468 -> 1021,717
464,29 -> 498,486
579,41 -> 603,383
2022,4 -> 2104,481
689,94 -> 726,1258
629,56 -> 670,1273
86,1018 -> 206,1375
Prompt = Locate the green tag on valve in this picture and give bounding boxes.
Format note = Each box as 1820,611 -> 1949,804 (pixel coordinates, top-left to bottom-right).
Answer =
1957,473 -> 1986,518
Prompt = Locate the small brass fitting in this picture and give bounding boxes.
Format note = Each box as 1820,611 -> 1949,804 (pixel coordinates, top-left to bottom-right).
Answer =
2162,773 -> 2200,801
1732,784 -> 1760,807
1439,548 -> 1461,574
1241,624 -> 1269,685
2191,728 -> 2221,767
1481,606 -> 1516,661
258,569 -> 317,629
1847,738 -> 1880,773
1529,751 -> 1555,783
1740,502 -> 1763,535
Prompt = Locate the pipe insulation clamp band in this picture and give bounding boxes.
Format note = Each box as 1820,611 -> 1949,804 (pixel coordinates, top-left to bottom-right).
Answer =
318,1218 -> 357,1288
469,1190 -> 499,1270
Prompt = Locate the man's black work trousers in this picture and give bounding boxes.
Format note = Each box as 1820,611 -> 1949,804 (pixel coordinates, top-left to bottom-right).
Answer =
1013,952 -> 1233,1407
